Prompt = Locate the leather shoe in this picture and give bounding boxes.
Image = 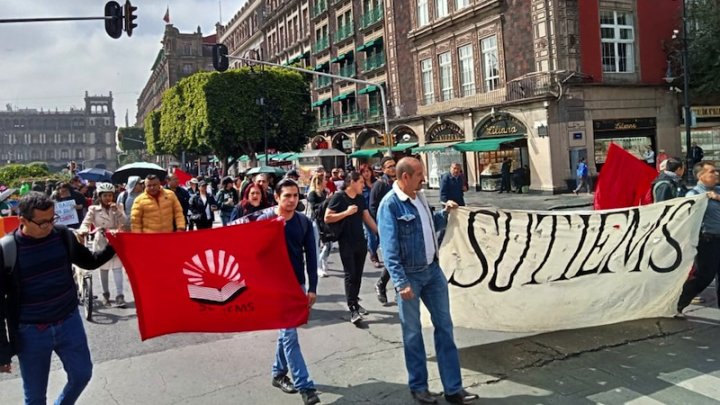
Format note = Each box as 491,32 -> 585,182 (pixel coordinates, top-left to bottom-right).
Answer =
410,390 -> 438,404
445,389 -> 479,404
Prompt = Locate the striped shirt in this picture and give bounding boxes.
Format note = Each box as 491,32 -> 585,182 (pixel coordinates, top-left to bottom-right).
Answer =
16,231 -> 77,323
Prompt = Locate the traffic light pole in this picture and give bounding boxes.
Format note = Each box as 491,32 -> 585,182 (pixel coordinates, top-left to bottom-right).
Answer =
225,54 -> 393,151
0,16 -> 115,23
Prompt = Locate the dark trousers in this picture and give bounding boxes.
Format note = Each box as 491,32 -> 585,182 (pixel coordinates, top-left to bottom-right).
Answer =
500,174 -> 511,192
339,241 -> 367,310
378,268 -> 391,289
678,234 -> 720,310
195,220 -> 213,230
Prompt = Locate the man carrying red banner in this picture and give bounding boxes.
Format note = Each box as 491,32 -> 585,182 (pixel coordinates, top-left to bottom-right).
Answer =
255,178 -> 320,405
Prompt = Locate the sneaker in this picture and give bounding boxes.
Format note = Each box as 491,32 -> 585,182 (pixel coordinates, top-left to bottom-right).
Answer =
691,296 -> 705,305
300,389 -> 320,405
375,283 -> 388,305
357,305 -> 369,316
674,311 -> 686,319
350,309 -> 362,324
102,293 -> 111,306
318,269 -> 328,278
115,295 -> 126,308
271,375 -> 298,394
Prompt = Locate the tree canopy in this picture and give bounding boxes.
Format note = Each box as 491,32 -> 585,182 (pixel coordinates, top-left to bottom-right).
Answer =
153,67 -> 315,169
687,1 -> 720,97
117,127 -> 146,151
143,110 -> 164,156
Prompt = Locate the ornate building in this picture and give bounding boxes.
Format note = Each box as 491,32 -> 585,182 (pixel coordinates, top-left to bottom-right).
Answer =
136,24 -> 216,127
0,92 -> 117,171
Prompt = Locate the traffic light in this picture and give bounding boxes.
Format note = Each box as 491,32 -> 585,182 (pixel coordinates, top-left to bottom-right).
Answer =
212,44 -> 229,72
124,0 -> 138,37
104,1 -> 123,39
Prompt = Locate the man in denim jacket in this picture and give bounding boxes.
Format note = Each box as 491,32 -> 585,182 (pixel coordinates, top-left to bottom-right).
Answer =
377,157 -> 478,405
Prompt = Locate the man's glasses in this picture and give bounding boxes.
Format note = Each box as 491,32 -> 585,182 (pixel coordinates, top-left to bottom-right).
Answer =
29,215 -> 59,229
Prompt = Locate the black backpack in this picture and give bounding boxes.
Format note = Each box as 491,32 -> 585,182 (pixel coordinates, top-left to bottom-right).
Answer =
314,195 -> 342,243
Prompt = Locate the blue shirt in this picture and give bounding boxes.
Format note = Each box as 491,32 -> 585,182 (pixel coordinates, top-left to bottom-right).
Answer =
439,173 -> 465,206
688,184 -> 720,235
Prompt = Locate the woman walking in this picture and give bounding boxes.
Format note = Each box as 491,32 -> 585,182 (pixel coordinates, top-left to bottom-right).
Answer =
230,183 -> 271,222
325,171 -> 378,324
78,183 -> 127,307
307,174 -> 331,277
189,181 -> 218,229
359,164 -> 381,268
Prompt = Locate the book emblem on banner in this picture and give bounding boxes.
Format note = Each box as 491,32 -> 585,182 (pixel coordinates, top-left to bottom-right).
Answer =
183,249 -> 247,304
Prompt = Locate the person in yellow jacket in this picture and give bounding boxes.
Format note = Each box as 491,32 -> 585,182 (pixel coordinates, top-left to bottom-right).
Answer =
131,174 -> 186,233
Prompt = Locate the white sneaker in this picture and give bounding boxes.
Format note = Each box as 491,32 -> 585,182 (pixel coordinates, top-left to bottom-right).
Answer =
318,269 -> 328,278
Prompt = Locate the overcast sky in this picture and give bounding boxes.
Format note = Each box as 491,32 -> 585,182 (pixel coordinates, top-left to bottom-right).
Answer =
0,0 -> 246,126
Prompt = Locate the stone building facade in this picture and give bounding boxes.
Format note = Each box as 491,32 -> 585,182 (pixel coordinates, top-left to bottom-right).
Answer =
218,0 -> 683,192
136,25 -> 216,127
0,92 -> 118,171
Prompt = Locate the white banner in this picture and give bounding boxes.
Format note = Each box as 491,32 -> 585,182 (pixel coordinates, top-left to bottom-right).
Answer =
439,195 -> 708,332
55,200 -> 79,226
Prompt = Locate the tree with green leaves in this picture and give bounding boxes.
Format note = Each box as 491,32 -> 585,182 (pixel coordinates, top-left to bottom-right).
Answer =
143,110 -> 164,156
158,67 -> 315,171
682,0 -> 720,98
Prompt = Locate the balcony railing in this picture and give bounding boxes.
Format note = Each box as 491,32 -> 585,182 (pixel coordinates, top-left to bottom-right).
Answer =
362,52 -> 385,72
315,76 -> 332,89
334,24 -> 354,43
505,73 -> 556,102
367,105 -> 381,117
312,0 -> 328,18
319,116 -> 335,129
340,112 -> 361,124
313,37 -> 330,53
338,64 -> 356,78
361,6 -> 384,29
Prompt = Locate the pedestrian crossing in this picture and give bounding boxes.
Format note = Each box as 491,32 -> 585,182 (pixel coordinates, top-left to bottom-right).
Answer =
588,368 -> 720,404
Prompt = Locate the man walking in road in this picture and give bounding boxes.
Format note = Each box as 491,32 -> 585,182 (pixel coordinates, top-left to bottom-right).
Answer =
256,178 -> 320,405
131,175 -> 186,233
377,157 -> 479,404
439,162 -> 466,207
0,192 -> 116,404
499,158 -> 512,193
370,156 -> 397,304
166,174 -> 191,230
691,142 -> 704,166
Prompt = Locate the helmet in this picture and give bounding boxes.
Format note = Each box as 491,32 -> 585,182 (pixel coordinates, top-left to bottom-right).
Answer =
96,182 -> 115,194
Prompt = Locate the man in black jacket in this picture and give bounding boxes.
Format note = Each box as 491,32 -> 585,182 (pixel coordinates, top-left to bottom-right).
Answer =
166,174 -> 191,230
0,192 -> 116,404
369,156 -> 396,304
651,158 -> 686,202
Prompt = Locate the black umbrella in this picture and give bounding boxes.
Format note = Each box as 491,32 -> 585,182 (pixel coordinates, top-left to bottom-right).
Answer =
112,162 -> 167,184
78,168 -> 114,182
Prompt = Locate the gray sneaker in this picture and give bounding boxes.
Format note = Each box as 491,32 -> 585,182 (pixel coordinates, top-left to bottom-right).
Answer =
102,293 -> 111,306
115,295 -> 126,308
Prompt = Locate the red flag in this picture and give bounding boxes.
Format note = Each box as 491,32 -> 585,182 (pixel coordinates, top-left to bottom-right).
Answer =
0,216 -> 19,237
106,220 -> 309,340
173,168 -> 193,186
593,143 -> 658,210
163,7 -> 170,23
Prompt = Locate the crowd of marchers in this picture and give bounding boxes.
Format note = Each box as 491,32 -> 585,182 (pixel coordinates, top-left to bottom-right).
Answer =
0,157 -> 481,405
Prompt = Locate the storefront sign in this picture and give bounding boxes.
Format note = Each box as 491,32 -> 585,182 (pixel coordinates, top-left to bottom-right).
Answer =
426,121 -> 464,143
691,106 -> 720,118
593,118 -> 656,132
476,113 -> 527,138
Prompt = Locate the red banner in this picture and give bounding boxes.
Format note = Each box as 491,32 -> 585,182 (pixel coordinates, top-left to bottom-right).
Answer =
0,216 -> 19,237
106,220 -> 309,340
594,143 -> 658,210
173,168 -> 193,186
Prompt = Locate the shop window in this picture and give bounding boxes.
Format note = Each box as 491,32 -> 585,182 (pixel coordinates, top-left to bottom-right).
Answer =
481,35 -> 499,91
600,11 -> 635,73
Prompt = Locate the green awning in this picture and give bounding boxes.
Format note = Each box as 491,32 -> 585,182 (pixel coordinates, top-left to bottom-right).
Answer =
311,98 -> 330,107
255,154 -> 267,161
358,83 -> 383,95
357,37 -> 383,52
238,155 -> 250,162
452,136 -> 525,152
391,142 -> 418,152
332,91 -> 355,102
350,149 -> 384,158
412,142 -> 460,153
271,152 -> 299,161
330,51 -> 353,63
314,61 -> 329,71
287,54 -> 302,64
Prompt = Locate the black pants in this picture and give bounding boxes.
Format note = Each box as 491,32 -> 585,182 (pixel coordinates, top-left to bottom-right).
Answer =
677,234 -> 720,310
339,241 -> 367,310
195,220 -> 213,230
500,174 -> 511,192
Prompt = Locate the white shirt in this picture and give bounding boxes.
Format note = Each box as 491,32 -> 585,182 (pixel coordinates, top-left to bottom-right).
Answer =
393,182 -> 438,265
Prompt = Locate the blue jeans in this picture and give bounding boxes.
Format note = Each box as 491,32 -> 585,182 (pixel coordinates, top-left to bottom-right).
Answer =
397,261 -> 462,395
220,211 -> 232,226
364,223 -> 379,258
17,309 -> 93,405
272,285 -> 314,391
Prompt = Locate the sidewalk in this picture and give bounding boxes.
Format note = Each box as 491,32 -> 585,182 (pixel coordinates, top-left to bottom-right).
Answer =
422,188 -> 595,211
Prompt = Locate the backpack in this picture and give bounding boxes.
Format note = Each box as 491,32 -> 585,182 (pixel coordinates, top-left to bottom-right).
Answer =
1,226 -> 75,276
314,194 -> 343,243
647,179 -> 675,204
